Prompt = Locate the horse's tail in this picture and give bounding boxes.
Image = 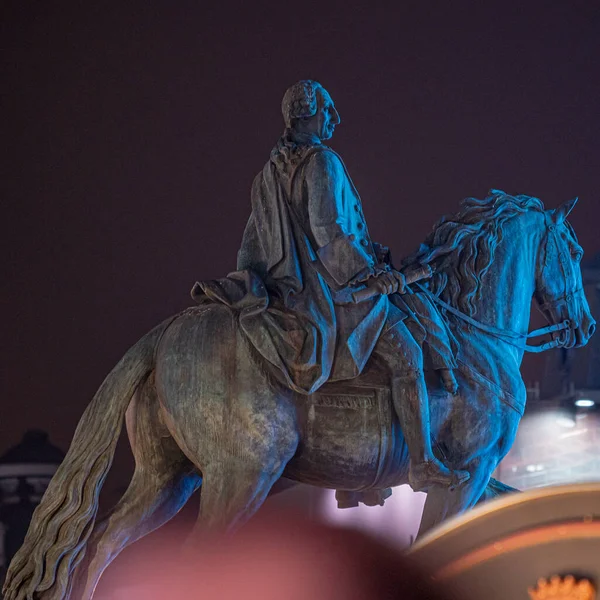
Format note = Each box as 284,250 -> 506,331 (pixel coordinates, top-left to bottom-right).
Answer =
2,317 -> 174,600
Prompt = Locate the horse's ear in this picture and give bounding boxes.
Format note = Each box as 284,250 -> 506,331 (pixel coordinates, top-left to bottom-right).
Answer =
552,197 -> 578,224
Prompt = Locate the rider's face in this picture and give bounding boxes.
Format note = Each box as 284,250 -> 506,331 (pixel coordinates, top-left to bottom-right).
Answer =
315,89 -> 341,140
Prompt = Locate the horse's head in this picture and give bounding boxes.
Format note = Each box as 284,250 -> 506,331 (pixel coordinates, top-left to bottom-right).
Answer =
534,198 -> 596,348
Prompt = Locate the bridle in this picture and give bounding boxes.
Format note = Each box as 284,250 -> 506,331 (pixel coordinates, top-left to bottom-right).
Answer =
417,211 -> 576,354
536,212 -> 583,340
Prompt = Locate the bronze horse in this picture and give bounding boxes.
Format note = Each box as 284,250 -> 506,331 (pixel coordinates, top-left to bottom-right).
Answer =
4,192 -> 595,600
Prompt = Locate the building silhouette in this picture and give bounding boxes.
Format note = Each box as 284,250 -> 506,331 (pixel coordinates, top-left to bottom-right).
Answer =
0,430 -> 65,588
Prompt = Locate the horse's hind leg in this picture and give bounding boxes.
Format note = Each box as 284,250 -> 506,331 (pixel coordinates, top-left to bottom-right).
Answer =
179,398 -> 298,537
184,416 -> 298,536
155,308 -> 299,539
70,379 -> 201,600
196,465 -> 281,536
180,393 -> 299,539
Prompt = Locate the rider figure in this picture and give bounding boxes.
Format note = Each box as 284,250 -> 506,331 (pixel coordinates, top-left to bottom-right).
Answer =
200,80 -> 468,492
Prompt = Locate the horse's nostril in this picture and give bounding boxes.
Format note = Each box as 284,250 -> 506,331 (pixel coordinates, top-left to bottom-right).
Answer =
589,323 -> 596,337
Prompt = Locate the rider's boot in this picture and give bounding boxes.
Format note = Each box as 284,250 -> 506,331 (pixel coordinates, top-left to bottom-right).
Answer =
391,374 -> 469,493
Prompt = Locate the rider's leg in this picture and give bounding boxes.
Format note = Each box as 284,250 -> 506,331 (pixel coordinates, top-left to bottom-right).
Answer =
373,320 -> 469,492
401,293 -> 459,394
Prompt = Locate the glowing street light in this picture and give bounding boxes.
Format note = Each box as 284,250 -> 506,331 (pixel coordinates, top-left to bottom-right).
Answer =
575,398 -> 595,408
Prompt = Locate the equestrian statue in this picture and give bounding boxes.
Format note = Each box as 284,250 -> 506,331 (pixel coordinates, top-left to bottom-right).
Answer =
4,80 -> 595,600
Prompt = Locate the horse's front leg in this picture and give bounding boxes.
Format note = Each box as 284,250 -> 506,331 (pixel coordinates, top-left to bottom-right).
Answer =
416,455 -> 498,538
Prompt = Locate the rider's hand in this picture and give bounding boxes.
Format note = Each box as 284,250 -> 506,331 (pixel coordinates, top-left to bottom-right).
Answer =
392,270 -> 407,294
372,271 -> 399,295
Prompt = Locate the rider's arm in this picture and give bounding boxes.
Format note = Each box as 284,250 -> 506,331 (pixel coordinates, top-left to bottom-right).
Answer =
305,151 -> 376,287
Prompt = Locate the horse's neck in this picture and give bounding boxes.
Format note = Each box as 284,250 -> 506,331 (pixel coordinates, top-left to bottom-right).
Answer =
460,212 -> 542,365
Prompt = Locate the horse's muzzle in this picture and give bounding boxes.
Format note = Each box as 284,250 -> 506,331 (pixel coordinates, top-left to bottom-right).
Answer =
574,314 -> 596,347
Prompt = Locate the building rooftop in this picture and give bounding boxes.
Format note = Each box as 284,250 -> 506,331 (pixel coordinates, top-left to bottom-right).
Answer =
0,430 -> 65,465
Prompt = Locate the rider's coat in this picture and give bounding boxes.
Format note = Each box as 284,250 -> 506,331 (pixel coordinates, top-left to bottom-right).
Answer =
193,130 -> 455,393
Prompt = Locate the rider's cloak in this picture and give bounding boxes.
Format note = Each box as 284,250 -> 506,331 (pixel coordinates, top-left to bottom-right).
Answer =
192,131 -> 457,394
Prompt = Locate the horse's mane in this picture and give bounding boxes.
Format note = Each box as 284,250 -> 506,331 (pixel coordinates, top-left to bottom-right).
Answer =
404,190 -> 545,316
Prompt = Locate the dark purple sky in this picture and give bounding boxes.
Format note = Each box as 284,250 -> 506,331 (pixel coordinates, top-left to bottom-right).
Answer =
2,2 -> 600,486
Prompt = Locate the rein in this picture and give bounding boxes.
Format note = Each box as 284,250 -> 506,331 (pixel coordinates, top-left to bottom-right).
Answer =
415,282 -> 570,354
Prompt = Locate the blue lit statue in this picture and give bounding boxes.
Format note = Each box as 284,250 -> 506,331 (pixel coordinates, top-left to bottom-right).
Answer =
232,80 -> 468,493
4,81 -> 595,600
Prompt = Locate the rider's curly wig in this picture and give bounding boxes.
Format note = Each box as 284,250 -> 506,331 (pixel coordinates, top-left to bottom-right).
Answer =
281,79 -> 321,127
404,190 -> 545,316
271,80 -> 325,173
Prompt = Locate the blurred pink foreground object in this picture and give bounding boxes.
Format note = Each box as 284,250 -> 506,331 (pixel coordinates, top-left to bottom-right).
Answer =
99,511 -> 450,600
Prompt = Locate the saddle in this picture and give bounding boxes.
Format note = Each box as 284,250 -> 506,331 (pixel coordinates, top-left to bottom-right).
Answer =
320,365 -> 394,509
299,361 -> 445,509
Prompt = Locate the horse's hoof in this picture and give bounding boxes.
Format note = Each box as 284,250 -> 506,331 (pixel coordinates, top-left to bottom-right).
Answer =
448,469 -> 471,491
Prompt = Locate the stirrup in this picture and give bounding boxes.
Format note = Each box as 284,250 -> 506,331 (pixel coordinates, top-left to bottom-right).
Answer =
409,460 -> 470,493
